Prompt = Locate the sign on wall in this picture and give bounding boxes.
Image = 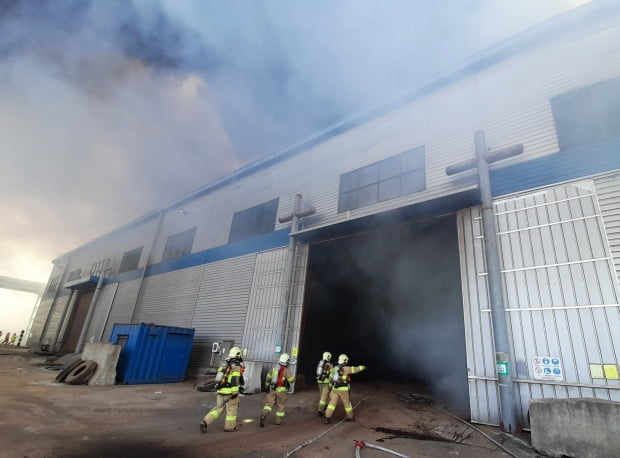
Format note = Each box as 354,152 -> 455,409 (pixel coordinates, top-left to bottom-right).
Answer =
532,356 -> 564,381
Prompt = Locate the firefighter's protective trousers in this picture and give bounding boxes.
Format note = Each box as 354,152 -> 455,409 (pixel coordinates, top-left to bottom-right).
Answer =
262,391 -> 288,424
204,394 -> 239,431
262,365 -> 295,424
325,365 -> 366,420
317,382 -> 331,413
203,361 -> 242,431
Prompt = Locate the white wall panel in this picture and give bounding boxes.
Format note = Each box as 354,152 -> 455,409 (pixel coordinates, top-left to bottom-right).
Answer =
190,254 -> 256,367
133,266 -> 202,328
242,248 -> 288,362
102,279 -> 141,341
83,283 -> 118,344
460,179 -> 620,427
595,171 -> 620,285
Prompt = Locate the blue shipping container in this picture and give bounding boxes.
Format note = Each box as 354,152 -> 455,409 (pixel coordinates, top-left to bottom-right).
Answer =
109,323 -> 195,384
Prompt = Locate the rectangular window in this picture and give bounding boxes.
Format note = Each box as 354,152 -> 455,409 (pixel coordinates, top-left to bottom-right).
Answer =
44,277 -> 59,299
551,76 -> 620,151
338,147 -> 426,213
228,199 -> 279,243
66,269 -> 82,282
90,259 -> 110,275
119,246 -> 143,273
162,228 -> 196,263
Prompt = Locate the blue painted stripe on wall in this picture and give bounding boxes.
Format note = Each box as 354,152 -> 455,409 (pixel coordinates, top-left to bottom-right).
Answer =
111,139 -> 620,285
491,137 -> 620,197
145,228 -> 290,278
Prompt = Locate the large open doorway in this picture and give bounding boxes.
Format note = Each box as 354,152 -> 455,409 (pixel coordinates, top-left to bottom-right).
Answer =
298,213 -> 470,415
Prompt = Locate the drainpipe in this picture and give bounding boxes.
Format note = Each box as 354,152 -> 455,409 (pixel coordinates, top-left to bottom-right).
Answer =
75,270 -> 107,353
474,131 -> 519,432
446,130 -> 523,432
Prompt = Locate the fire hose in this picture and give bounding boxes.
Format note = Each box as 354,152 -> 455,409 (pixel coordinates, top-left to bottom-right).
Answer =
282,391 -> 375,458
354,440 -> 411,458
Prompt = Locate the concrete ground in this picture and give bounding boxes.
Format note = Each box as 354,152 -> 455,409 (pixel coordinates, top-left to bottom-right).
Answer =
0,348 -> 542,458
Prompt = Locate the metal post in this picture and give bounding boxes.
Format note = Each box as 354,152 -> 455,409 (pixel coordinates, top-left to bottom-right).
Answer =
475,130 -> 519,432
277,194 -> 302,354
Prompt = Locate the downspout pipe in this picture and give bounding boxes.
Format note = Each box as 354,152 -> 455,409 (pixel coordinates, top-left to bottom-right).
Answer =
75,270 -> 107,353
475,130 -> 520,433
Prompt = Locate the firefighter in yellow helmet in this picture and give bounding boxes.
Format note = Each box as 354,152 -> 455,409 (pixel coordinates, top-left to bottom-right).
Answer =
324,353 -> 366,424
316,351 -> 333,416
200,346 -> 244,433
260,353 -> 295,427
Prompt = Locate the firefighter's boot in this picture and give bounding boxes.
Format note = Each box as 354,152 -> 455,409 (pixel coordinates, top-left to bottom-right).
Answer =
324,417 -> 331,425
260,416 -> 265,428
200,421 -> 207,434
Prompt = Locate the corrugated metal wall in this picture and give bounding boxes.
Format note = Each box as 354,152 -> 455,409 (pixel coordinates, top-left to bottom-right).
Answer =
40,290 -> 71,346
284,243 -> 309,363
595,172 -> 620,284
29,297 -> 54,346
242,247 -> 288,362
83,283 -> 118,344
102,279 -> 142,342
132,266 -> 202,328
190,254 -> 256,367
459,177 -> 620,427
241,244 -> 309,364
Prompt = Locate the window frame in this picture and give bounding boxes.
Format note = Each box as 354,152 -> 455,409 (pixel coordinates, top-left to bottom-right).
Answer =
551,76 -> 620,151
162,227 -> 196,263
118,246 -> 144,273
228,199 -> 279,243
338,146 -> 426,213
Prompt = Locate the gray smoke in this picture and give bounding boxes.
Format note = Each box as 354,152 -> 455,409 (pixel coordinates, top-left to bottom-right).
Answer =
0,0 -> 586,322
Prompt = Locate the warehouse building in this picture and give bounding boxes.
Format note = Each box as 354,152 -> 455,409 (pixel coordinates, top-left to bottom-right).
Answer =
30,2 -> 620,428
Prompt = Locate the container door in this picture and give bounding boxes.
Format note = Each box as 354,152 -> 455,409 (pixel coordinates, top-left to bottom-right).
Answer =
159,332 -> 192,381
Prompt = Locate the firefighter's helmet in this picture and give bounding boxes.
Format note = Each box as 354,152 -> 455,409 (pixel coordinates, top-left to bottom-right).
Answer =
228,346 -> 242,359
279,353 -> 290,365
322,351 -> 332,362
338,354 -> 349,365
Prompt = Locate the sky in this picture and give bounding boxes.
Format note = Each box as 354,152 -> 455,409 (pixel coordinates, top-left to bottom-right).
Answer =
0,0 -> 592,335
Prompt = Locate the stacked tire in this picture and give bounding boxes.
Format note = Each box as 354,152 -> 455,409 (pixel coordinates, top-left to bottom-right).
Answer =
55,359 -> 97,385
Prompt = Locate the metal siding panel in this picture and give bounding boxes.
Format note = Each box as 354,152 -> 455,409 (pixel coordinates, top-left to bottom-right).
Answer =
190,254 -> 255,367
242,248 -> 288,362
84,283 -> 118,344
28,297 -> 54,346
133,265 -> 202,328
596,172 -> 620,285
103,279 -> 142,341
40,291 -> 71,346
460,179 -> 620,427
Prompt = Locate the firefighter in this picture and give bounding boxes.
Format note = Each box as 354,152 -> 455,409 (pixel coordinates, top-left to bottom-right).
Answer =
260,353 -> 295,427
324,354 -> 366,424
315,351 -> 333,416
200,346 -> 244,433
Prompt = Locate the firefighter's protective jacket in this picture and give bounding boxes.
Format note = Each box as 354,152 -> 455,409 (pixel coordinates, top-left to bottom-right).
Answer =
265,365 -> 295,393
216,360 -> 243,395
331,364 -> 366,391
